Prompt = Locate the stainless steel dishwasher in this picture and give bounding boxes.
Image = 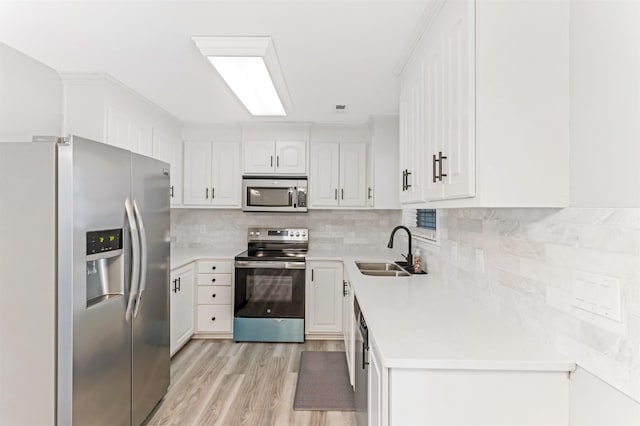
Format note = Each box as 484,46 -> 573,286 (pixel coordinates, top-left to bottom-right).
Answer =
354,296 -> 368,426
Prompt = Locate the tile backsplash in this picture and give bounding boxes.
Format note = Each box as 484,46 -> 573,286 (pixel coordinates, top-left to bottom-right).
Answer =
426,208 -> 640,401
171,209 -> 403,253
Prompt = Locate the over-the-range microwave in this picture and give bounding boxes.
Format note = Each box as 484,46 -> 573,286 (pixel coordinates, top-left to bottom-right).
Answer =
242,176 -> 308,213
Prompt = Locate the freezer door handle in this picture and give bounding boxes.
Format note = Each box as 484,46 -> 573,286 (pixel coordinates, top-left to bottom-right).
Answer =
132,199 -> 147,318
125,197 -> 140,322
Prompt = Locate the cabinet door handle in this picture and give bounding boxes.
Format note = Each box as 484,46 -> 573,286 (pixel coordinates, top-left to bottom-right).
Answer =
405,170 -> 412,189
211,278 -> 216,282
276,155 -> 280,167
343,280 -> 348,296
172,279 -> 178,293
270,155 -> 274,167
177,277 -> 181,292
341,188 -> 344,200
438,151 -> 447,181
205,188 -> 209,199
368,187 -> 372,199
212,187 -> 215,199
401,169 -> 406,191
433,154 -> 438,182
170,186 -> 174,198
211,317 -> 216,321
362,342 -> 370,368
334,188 -> 338,200
311,269 -> 314,281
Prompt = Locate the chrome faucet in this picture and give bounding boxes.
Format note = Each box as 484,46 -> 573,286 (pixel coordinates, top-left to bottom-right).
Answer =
387,225 -> 413,267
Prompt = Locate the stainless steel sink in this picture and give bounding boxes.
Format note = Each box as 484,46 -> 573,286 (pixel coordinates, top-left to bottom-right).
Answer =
355,262 -> 404,272
359,270 -> 410,277
355,262 -> 410,277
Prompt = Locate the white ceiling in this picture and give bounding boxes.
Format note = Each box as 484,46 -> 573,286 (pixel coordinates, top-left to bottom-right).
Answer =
0,0 -> 428,125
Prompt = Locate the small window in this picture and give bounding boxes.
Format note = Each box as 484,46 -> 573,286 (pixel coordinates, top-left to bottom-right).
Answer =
402,208 -> 437,242
416,209 -> 436,230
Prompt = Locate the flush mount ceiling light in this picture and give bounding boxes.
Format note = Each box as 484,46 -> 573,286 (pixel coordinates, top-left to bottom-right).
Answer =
192,36 -> 291,116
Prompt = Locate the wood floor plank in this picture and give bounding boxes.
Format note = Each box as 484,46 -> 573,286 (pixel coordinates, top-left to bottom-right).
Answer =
145,339 -> 357,426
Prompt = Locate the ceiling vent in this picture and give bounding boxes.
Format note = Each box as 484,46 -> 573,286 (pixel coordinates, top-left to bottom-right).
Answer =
334,104 -> 347,113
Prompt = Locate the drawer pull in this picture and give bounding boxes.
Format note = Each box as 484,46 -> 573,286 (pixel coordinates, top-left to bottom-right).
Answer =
212,294 -> 216,298
211,278 -> 216,282
211,317 -> 216,321
211,266 -> 217,270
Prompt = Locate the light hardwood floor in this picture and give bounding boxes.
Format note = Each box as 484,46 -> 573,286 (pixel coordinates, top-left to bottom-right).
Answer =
145,339 -> 357,426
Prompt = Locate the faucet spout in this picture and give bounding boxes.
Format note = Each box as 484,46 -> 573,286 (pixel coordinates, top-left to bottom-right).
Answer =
387,225 -> 413,267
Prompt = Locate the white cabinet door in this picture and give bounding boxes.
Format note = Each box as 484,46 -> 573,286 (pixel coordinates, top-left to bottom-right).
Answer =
211,142 -> 241,207
369,339 -> 384,426
342,278 -> 355,387
183,141 -> 212,205
276,140 -> 306,174
170,265 -> 195,356
339,142 -> 367,207
169,141 -> 183,206
243,140 -> 276,174
306,261 -> 343,334
106,106 -> 131,151
130,124 -> 153,157
426,0 -> 475,201
309,142 -> 340,207
399,62 -> 427,204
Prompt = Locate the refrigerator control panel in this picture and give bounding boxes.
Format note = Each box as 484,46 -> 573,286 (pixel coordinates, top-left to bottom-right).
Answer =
86,229 -> 123,255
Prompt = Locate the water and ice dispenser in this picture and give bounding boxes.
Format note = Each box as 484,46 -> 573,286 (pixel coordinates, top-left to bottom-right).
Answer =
86,229 -> 124,307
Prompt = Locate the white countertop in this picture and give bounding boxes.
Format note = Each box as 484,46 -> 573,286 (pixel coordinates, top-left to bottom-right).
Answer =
306,248 -> 399,261
171,246 -> 243,269
343,256 -> 575,372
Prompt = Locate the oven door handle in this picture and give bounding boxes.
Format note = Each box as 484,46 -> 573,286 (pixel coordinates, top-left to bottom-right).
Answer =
235,261 -> 306,270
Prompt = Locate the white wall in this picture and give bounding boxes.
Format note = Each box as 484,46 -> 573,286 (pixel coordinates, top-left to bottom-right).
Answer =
0,43 -> 62,142
181,123 -> 242,142
570,0 -> 640,207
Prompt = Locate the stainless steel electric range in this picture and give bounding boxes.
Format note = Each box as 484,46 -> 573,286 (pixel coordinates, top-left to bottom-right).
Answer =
233,228 -> 308,342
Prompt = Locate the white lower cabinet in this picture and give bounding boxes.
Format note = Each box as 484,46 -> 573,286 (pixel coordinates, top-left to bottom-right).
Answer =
195,259 -> 233,335
366,330 -> 569,426
305,261 -> 343,335
342,271 -> 355,386
170,264 -> 195,356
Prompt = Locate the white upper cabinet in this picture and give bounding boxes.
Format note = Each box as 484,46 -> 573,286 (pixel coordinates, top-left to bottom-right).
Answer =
399,0 -> 570,208
243,140 -> 306,174
183,141 -> 241,207
152,129 -> 182,206
62,74 -> 181,159
339,143 -> 367,207
309,142 -> 367,208
211,142 -> 241,206
309,142 -> 340,207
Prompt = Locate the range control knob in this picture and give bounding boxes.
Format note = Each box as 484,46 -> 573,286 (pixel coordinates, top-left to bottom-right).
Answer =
289,232 -> 294,236
302,232 -> 306,237
295,232 -> 300,237
249,232 -> 254,237
256,231 -> 261,236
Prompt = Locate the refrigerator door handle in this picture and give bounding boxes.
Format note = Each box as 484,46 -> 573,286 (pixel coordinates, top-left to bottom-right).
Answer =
125,197 -> 141,322
132,199 -> 147,318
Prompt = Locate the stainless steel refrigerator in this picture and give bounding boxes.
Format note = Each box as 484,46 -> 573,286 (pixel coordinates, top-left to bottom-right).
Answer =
0,135 -> 170,425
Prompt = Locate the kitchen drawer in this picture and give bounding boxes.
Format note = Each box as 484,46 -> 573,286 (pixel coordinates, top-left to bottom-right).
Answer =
197,305 -> 232,332
197,286 -> 232,305
197,273 -> 232,286
197,260 -> 232,274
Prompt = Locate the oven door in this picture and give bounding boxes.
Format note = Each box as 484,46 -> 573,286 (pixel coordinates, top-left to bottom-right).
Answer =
234,261 -> 305,318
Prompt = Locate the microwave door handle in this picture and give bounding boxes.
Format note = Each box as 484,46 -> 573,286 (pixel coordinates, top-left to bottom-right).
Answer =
293,187 -> 298,208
